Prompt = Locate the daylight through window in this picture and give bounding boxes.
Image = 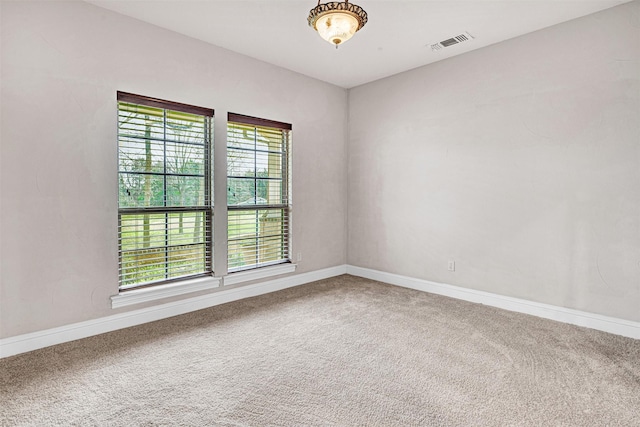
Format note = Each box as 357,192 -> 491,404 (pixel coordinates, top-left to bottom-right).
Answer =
117,92 -> 214,290
227,113 -> 291,272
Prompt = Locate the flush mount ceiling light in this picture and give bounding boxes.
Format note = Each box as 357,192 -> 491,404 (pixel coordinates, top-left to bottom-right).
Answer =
308,0 -> 368,48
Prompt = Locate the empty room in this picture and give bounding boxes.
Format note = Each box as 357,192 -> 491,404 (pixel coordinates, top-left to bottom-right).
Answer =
1,0 -> 639,425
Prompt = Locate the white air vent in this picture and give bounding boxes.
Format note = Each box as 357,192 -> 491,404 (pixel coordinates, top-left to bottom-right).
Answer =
430,32 -> 474,52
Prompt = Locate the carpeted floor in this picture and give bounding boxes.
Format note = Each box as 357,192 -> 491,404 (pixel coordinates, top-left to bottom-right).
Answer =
1,275 -> 639,426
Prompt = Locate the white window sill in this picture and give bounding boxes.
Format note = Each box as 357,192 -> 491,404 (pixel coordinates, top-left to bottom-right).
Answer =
111,276 -> 221,309
224,263 -> 297,286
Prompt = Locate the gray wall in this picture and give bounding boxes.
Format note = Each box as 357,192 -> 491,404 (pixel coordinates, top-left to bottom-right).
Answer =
2,0 -> 638,341
348,1 -> 640,322
0,1 -> 348,338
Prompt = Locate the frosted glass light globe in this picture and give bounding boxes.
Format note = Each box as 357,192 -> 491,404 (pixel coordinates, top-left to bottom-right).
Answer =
308,1 -> 368,49
315,12 -> 359,46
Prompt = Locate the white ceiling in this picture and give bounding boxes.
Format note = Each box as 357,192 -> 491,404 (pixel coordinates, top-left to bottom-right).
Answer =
87,0 -> 630,88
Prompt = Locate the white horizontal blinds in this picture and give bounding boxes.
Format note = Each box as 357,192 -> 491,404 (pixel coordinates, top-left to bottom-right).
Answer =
117,92 -> 214,290
227,113 -> 291,272
227,209 -> 290,270
119,212 -> 211,288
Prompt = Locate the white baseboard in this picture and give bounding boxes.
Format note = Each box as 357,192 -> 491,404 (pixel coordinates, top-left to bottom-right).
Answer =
346,265 -> 640,340
4,263 -> 636,359
0,265 -> 348,359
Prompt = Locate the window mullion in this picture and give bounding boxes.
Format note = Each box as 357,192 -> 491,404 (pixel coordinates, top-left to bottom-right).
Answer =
205,117 -> 212,273
254,127 -> 259,264
163,110 -> 169,280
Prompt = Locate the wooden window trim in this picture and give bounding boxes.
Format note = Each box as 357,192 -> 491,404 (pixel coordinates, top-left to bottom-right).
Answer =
228,112 -> 292,130
117,91 -> 214,117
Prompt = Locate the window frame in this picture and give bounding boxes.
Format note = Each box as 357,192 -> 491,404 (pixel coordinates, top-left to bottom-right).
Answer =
226,113 -> 292,274
116,91 -> 215,292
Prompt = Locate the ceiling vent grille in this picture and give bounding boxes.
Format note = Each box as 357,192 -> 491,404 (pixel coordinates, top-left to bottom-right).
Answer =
430,32 -> 474,52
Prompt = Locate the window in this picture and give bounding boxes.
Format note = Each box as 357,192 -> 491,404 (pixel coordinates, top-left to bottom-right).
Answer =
227,113 -> 291,272
117,92 -> 214,290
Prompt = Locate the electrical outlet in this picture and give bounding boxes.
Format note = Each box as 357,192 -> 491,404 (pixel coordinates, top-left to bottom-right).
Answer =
296,253 -> 302,262
448,260 -> 455,272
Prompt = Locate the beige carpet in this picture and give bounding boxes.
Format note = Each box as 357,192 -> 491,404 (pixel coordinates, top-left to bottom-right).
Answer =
1,275 -> 639,426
